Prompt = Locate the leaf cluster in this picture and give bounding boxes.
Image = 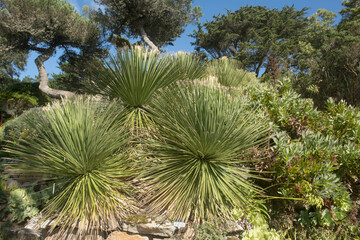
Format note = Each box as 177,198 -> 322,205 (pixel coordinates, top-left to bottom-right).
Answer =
241,79 -> 360,238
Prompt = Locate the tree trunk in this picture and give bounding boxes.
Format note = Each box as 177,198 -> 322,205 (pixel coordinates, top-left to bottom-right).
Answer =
255,55 -> 266,77
139,26 -> 160,52
35,49 -> 75,98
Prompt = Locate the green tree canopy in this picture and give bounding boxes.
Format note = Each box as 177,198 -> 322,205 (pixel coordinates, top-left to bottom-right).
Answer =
94,0 -> 202,52
0,49 -> 27,83
191,5 -> 308,77
294,1 -> 360,106
0,0 -> 103,98
0,35 -> 27,89
320,0 -> 360,105
288,9 -> 337,102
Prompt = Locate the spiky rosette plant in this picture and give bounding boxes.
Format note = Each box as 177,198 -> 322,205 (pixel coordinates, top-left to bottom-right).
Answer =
208,58 -> 257,88
4,97 -> 136,235
92,47 -> 182,133
172,52 -> 207,80
144,82 -> 269,223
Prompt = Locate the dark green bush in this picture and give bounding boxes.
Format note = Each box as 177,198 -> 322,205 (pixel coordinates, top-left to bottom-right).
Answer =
249,79 -> 318,138
194,222 -> 226,240
0,82 -> 49,117
0,184 -> 53,224
7,188 -> 39,223
244,80 -> 360,238
1,107 -> 43,144
274,131 -> 352,211
315,98 -> 360,144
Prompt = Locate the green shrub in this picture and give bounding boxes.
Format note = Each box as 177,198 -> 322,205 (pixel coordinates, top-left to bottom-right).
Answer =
273,131 -> 352,224
0,82 -> 50,117
1,107 -> 43,144
241,212 -> 283,240
194,222 -> 226,240
245,79 -> 360,239
0,178 -> 54,222
1,182 -> 54,222
7,188 -> 39,223
172,52 -> 207,80
316,98 -> 360,144
249,80 -> 360,177
308,98 -> 360,177
0,221 -> 14,240
242,225 -> 282,240
249,79 -> 318,138
0,178 -> 7,211
49,72 -> 85,93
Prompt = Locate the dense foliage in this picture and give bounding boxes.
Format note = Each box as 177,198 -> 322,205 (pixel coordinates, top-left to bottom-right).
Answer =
245,79 -> 360,239
0,0 -> 104,98
192,2 -> 360,107
94,0 -> 202,51
0,82 -> 49,125
191,6 -> 307,77
0,49 -> 27,89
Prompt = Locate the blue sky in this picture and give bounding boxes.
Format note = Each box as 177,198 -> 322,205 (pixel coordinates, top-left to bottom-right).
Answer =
19,0 -> 345,79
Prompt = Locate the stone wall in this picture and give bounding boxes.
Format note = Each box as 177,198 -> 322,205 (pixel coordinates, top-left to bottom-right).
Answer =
5,213 -> 249,240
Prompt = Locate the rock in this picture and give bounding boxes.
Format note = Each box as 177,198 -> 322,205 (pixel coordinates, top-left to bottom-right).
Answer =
25,214 -> 53,230
84,234 -> 105,240
226,222 -> 244,234
106,231 -> 148,240
5,179 -> 19,190
16,229 -> 41,240
137,222 -> 175,237
122,221 -> 176,238
106,216 -> 120,231
226,236 -> 240,240
44,232 -> 77,240
44,232 -> 105,240
225,219 -> 251,234
182,226 -> 195,240
121,223 -> 138,234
